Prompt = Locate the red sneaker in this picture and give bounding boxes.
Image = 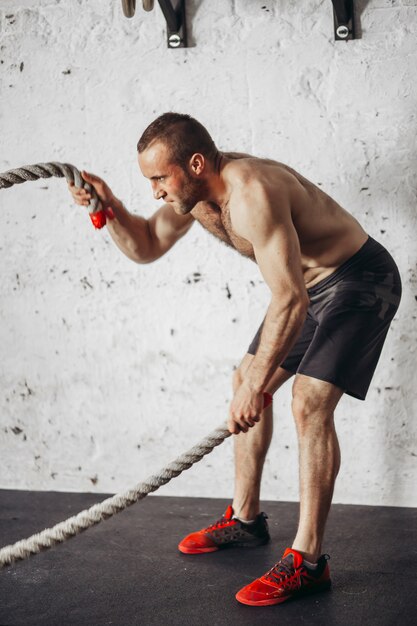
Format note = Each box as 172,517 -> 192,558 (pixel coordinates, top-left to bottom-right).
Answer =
236,548 -> 331,606
178,505 -> 270,554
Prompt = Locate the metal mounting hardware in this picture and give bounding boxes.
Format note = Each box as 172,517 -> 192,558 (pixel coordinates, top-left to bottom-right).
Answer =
331,0 -> 355,41
158,0 -> 187,49
122,2 -> 355,47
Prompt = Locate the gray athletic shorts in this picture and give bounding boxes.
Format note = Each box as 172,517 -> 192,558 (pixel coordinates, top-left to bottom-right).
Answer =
247,236 -> 402,400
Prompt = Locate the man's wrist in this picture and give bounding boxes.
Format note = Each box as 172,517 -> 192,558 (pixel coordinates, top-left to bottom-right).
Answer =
243,375 -> 265,395
104,206 -> 116,221
104,196 -> 125,219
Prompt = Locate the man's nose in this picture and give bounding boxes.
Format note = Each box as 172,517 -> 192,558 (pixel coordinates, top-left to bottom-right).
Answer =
152,183 -> 166,200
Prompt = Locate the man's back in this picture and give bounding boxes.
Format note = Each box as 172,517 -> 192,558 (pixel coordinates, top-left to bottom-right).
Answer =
191,153 -> 368,288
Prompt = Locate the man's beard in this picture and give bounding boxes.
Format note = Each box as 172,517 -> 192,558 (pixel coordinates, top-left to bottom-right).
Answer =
175,173 -> 209,214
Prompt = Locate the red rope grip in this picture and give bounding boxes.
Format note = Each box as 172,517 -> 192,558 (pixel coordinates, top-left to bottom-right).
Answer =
89,206 -> 115,230
263,392 -> 273,409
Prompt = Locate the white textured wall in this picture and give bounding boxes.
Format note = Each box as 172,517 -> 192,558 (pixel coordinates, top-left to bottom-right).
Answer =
0,0 -> 416,508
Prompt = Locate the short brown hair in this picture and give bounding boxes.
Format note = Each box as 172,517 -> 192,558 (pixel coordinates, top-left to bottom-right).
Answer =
137,112 -> 218,167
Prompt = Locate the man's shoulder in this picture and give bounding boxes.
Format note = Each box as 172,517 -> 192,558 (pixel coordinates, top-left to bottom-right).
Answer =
225,157 -> 295,234
224,154 -> 292,187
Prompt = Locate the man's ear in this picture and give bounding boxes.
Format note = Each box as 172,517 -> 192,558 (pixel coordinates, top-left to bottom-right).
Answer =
189,153 -> 205,175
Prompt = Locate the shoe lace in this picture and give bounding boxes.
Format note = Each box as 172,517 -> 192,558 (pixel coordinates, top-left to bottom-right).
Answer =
264,557 -> 300,586
205,514 -> 233,531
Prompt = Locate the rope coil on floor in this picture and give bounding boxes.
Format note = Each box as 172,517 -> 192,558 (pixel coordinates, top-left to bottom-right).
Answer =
0,424 -> 231,568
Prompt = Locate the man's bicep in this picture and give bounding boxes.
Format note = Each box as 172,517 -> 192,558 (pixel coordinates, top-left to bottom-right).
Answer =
233,187 -> 307,299
253,219 -> 307,300
148,204 -> 194,255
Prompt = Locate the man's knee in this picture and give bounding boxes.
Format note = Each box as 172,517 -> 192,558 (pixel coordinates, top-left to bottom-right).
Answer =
292,393 -> 329,427
291,376 -> 342,428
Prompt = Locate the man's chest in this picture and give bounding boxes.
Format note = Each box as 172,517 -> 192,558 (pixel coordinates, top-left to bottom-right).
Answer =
191,202 -> 255,259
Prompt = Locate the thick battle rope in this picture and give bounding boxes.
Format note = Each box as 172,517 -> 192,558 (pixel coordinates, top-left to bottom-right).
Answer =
0,162 -> 106,227
0,160 -> 232,568
0,158 -> 274,570
0,423 -> 231,568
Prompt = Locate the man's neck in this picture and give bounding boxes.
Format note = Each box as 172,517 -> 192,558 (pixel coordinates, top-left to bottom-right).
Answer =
204,153 -> 230,209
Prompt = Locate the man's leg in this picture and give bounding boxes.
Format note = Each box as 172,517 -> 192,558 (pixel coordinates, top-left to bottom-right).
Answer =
232,354 -> 293,520
178,357 -> 293,554
291,374 -> 344,562
235,372 -> 341,606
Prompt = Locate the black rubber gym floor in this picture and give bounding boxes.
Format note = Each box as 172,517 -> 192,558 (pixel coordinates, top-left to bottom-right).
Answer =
0,490 -> 416,625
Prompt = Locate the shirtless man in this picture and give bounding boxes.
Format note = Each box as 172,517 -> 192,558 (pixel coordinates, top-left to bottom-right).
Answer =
69,112 -> 401,607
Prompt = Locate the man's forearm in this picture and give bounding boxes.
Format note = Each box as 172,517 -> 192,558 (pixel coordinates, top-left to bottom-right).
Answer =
245,297 -> 308,391
105,199 -> 155,264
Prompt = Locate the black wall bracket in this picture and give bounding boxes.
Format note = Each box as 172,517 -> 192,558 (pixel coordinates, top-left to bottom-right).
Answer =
158,0 -> 187,49
123,2 -> 353,47
121,0 -> 187,48
331,0 -> 355,41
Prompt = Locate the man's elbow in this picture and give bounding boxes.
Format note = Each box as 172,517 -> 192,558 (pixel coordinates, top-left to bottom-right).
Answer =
271,290 -> 309,319
129,242 -> 167,264
129,248 -> 157,264
122,239 -> 155,264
